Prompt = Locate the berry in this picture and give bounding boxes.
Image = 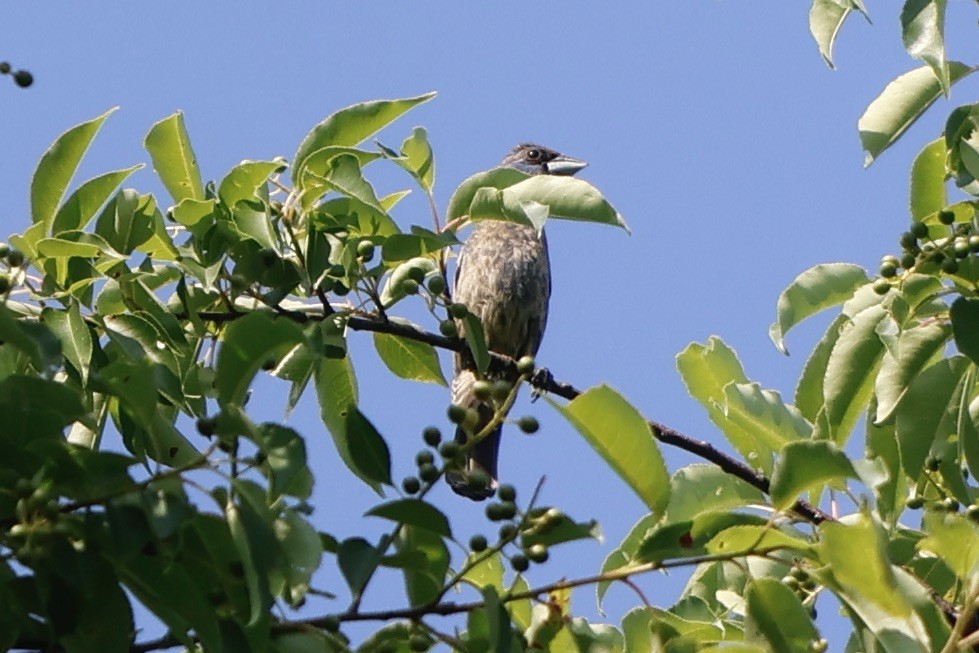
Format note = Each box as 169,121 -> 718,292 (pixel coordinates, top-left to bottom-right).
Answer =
447,404 -> 467,424
899,231 -> 918,249
12,70 -> 32,88
409,635 -> 429,652
911,221 -> 929,238
491,380 -> 512,402
943,259 -> 959,274
966,504 -> 979,522
438,441 -> 461,459
229,273 -> 249,290
925,456 -> 940,472
518,416 -> 540,434
499,524 -> 517,540
449,303 -> 469,319
356,240 -> 375,261
810,639 -> 828,653
438,319 -> 458,337
328,263 -> 345,277
516,356 -> 535,375
402,278 -> 419,295
0,274 -> 9,294
497,484 -> 516,502
497,501 -> 517,520
872,279 -> 891,295
332,282 -> 350,296
195,417 -> 217,437
422,426 -> 442,447
527,543 -> 549,563
418,463 -> 439,483
906,496 -> 925,510
970,235 -> 979,253
426,274 -> 446,295
467,469 -> 490,491
900,253 -> 917,270
511,554 -> 530,573
402,476 -> 421,494
879,262 -> 897,278
406,265 -> 427,283
473,380 -> 492,400
0,243 -> 8,257
6,249 -> 25,268
416,450 -> 434,467
469,534 -> 488,552
323,615 -> 341,633
486,503 -> 507,521
942,497 -> 959,512
939,210 -> 955,225
0,62 -> 9,74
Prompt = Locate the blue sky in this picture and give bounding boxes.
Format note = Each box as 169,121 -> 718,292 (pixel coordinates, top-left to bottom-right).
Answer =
4,2 -> 979,649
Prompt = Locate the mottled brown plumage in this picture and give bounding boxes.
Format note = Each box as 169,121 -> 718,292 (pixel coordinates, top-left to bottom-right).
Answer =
448,144 -> 587,500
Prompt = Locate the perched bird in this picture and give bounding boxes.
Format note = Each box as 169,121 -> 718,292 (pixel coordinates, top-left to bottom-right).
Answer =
448,144 -> 588,500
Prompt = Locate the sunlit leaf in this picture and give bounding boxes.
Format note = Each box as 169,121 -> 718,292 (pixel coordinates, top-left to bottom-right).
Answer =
215,312 -> 305,406
900,0 -> 949,91
744,578 -> 821,651
52,165 -> 142,234
144,111 -> 205,203
770,440 -> 858,509
373,332 -> 446,386
909,138 -> 947,219
367,499 -> 452,538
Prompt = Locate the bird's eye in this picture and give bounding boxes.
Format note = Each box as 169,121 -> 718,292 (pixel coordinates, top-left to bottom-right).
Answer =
526,149 -> 540,160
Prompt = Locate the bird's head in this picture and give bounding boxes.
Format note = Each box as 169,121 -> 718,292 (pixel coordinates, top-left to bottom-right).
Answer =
501,143 -> 587,176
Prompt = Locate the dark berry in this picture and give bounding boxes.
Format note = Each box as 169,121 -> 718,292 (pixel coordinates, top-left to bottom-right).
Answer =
438,319 -> 458,338
911,221 -> 929,238
422,426 -> 441,447
449,303 -> 469,319
497,484 -> 516,502
402,476 -> 421,494
511,554 -> 529,573
12,70 -> 32,88
447,404 -> 467,424
939,210 -> 955,225
418,463 -> 439,483
469,534 -> 488,552
426,274 -> 446,295
518,416 -> 540,434
527,543 -> 549,563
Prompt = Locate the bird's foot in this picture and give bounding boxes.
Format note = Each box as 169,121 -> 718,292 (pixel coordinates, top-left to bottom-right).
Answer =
529,367 -> 553,402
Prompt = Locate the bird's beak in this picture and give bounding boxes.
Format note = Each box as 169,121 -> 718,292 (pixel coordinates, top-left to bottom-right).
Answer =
544,156 -> 588,176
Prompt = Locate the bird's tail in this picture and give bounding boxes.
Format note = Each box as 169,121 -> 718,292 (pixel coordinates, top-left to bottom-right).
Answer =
447,368 -> 501,501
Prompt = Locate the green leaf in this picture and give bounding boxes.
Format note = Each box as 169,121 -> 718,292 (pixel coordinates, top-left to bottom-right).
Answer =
94,189 -> 157,255
344,408 -> 393,489
366,499 -> 452,538
0,375 -> 85,444
31,107 -> 117,230
338,537 -> 383,598
859,62 -> 975,166
951,297 -> 979,365
400,127 -> 435,192
770,440 -> 858,509
795,314 -> 848,422
677,337 -> 774,473
909,138 -> 947,219
469,175 -> 629,231
865,397 -> 907,527
43,304 -> 92,385
276,508 -> 323,605
446,167 -> 530,221
302,154 -> 385,212
0,305 -> 62,373
663,464 -> 766,522
819,513 -> 911,616
722,382 -> 812,450
215,312 -> 305,406
917,512 -> 979,579
373,331 -> 446,386
597,513 -> 658,608
769,263 -> 868,354
396,525 -> 449,607
706,525 -> 812,555
144,110 -> 205,203
901,0 -> 949,91
52,165 -> 143,234
809,0 -> 862,68
261,424 -> 312,500
874,321 -> 950,423
218,160 -> 283,209
462,312 -> 490,376
171,197 -> 217,227
520,509 -> 601,549
896,356 -> 970,476
550,384 -> 669,515
744,578 -> 821,652
821,304 -> 887,444
292,92 -> 436,185
314,353 -> 358,434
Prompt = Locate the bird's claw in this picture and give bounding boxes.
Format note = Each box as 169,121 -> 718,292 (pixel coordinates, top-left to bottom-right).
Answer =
529,367 -> 553,402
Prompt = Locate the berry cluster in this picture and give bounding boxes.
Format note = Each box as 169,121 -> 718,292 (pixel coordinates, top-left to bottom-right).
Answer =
0,61 -> 32,88
874,209 -> 979,294
0,243 -> 25,294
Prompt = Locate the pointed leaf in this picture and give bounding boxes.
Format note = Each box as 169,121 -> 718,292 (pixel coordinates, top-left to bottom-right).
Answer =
859,62 -> 975,166
293,92 -> 436,185
366,499 -> 452,538
373,332 -> 446,385
909,138 -> 947,219
951,297 -> 979,365
874,321 -> 950,423
218,160 -> 283,209
43,304 -> 92,385
216,312 -> 305,406
550,384 -> 669,515
769,263 -> 868,354
744,578 -> 821,651
901,0 -> 949,91
52,165 -> 143,234
31,107 -> 117,230
770,440 -> 858,509
664,464 -> 766,522
447,167 -> 530,221
809,0 -> 860,68
144,111 -> 205,203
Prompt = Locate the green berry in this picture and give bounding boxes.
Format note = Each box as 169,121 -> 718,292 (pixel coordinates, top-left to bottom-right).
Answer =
469,534 -> 488,552
497,484 -> 516,502
322,615 -> 341,633
416,450 -> 434,467
516,356 -> 535,375
966,504 -> 979,522
12,70 -> 32,88
473,380 -> 492,400
499,524 -> 517,540
527,543 -> 549,563
939,210 -> 955,225
911,221 -> 929,238
6,249 -> 25,268
879,262 -> 897,278
449,303 -> 469,319
356,240 -> 375,261
439,441 -> 461,459
333,281 -> 350,296
906,496 -> 925,510
899,231 -> 917,249
970,235 -> 979,253
0,273 -> 9,294
438,319 -> 458,338
402,476 -> 421,494
328,263 -> 345,277
195,416 -> 217,437
955,237 -> 971,258
782,576 -> 801,590
486,502 -> 506,521
467,469 -> 490,490
409,635 -> 429,652
426,274 -> 446,295
511,554 -> 530,573
518,416 -> 540,434
872,279 -> 891,295
900,253 -> 917,269
789,567 -> 809,582
943,497 -> 959,512
406,265 -> 426,283
418,463 -> 439,483
497,501 -> 517,520
943,259 -> 959,274
447,404 -> 467,424
0,243 -> 8,258
0,62 -> 9,74
422,426 -> 441,447
810,638 -> 828,653
402,278 -> 419,295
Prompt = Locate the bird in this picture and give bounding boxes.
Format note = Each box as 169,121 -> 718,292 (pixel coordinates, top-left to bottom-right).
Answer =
447,144 -> 588,500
